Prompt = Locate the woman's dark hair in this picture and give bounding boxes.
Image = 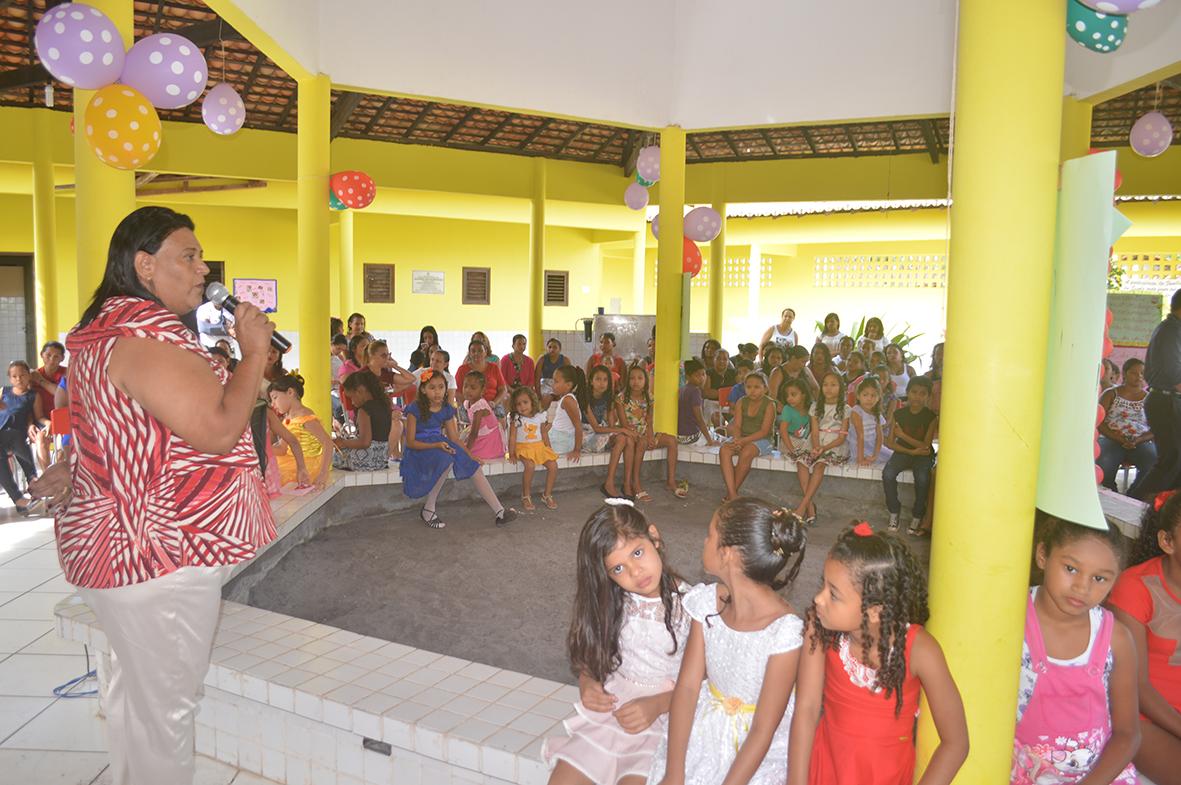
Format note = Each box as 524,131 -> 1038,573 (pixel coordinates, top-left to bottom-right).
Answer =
865,317 -> 885,339
787,345 -> 810,362
268,372 -> 306,399
761,345 -> 785,377
554,364 -> 588,413
809,342 -> 833,375
1121,357 -> 1143,375
782,377 -> 813,412
1133,491 -> 1181,565
621,362 -> 651,407
78,206 -> 195,328
512,333 -> 526,345
408,326 -> 439,370
348,334 -> 370,365
701,338 -> 721,356
714,498 -> 807,593
419,326 -> 438,348
808,523 -> 929,716
568,504 -> 685,684
332,334 -> 349,348
347,312 -> 365,328
40,341 -> 66,356
587,364 -> 615,404
414,370 -> 449,415
856,376 -> 883,418
265,347 -> 285,381
330,317 -> 344,338
823,313 -> 841,334
600,332 -> 616,345
209,346 -> 231,362
462,370 -> 487,391
547,337 -> 562,351
815,371 -> 847,419
343,369 -> 389,408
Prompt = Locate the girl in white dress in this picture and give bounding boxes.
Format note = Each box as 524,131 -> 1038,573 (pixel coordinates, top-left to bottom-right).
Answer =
545,500 -> 693,785
651,499 -> 807,785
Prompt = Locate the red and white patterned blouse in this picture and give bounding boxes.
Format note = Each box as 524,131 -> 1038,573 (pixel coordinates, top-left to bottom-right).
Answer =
56,296 -> 275,589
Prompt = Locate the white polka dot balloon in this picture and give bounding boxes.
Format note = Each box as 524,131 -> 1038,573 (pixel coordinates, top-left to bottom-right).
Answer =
34,3 -> 125,89
1078,0 -> 1159,12
201,82 -> 246,136
1130,111 -> 1174,158
1067,0 -> 1128,53
636,145 -> 661,184
121,33 -> 207,110
684,206 -> 723,242
83,84 -> 162,170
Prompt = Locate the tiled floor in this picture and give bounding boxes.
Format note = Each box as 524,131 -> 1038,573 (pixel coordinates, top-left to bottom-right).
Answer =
0,499 -> 275,785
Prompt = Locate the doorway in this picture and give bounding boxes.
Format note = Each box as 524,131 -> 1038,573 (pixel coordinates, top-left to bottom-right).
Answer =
0,255 -> 35,364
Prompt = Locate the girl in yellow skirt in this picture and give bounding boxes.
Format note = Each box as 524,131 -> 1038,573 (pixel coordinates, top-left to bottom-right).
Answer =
508,386 -> 559,511
269,373 -> 334,489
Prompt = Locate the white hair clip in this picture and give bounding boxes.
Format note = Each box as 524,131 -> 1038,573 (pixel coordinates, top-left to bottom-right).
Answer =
603,497 -> 635,507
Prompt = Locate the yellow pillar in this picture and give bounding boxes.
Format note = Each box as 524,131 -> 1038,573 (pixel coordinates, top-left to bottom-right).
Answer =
917,1 -> 1067,781
1061,97 -> 1094,162
73,0 -> 135,316
654,127 -> 686,436
297,74 -> 331,424
632,230 -> 646,314
528,158 -> 546,354
339,209 -> 355,316
32,110 -> 58,346
708,201 -> 726,341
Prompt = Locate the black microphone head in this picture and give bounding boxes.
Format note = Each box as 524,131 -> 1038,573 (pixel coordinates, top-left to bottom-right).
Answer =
205,281 -> 230,306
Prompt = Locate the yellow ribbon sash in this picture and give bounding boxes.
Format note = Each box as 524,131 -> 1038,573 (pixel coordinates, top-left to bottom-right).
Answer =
707,682 -> 757,751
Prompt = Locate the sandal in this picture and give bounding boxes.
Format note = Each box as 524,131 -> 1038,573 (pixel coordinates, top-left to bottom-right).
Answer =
541,494 -> 557,510
420,506 -> 445,529
495,508 -> 517,527
635,491 -> 653,503
674,480 -> 689,499
522,496 -> 535,511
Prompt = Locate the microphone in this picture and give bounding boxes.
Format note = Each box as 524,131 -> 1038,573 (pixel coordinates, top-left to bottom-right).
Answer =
205,282 -> 291,354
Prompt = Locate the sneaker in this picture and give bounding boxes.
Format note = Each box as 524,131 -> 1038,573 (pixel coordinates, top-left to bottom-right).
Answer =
495,508 -> 517,527
908,517 -> 923,536
887,513 -> 900,532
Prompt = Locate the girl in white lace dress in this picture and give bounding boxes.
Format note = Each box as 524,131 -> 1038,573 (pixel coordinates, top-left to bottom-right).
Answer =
651,499 -> 808,785
544,500 -> 694,785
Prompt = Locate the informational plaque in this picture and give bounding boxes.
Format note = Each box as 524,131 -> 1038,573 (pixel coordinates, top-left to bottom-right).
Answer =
412,270 -> 445,295
1106,292 -> 1163,347
363,264 -> 395,304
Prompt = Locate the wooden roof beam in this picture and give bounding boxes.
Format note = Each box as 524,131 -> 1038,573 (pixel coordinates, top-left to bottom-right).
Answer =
363,96 -> 394,135
403,102 -> 437,138
759,129 -> 777,156
442,106 -> 479,143
556,125 -> 588,155
239,53 -> 266,99
800,128 -> 818,155
687,134 -> 705,160
479,113 -> 515,145
520,118 -> 554,149
720,131 -> 740,159
843,126 -> 859,154
590,128 -> 622,158
329,92 -> 363,140
920,119 -> 940,163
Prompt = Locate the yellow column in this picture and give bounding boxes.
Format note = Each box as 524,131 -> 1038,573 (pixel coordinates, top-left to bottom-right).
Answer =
297,74 -> 331,424
32,110 -> 58,346
73,0 -> 135,315
708,201 -> 726,341
632,230 -> 646,314
339,209 -> 355,316
528,158 -> 546,354
917,1 -> 1067,781
654,127 -> 686,435
1060,97 -> 1094,162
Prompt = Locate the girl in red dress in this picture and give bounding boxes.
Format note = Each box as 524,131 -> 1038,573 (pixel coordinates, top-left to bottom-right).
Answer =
788,523 -> 968,785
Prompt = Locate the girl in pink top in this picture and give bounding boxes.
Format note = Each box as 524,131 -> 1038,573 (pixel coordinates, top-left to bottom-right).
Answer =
1013,515 -> 1139,785
460,371 -> 506,461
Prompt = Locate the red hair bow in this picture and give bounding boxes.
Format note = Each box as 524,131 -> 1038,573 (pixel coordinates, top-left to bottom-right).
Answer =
1154,490 -> 1176,511
853,521 -> 874,537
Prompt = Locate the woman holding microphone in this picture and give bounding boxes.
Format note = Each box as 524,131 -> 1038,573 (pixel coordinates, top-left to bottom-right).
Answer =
33,206 -> 277,785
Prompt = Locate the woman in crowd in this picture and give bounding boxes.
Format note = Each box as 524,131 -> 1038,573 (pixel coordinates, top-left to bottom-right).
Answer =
0,361 -> 42,515
500,333 -> 536,390
1097,357 -> 1156,495
759,307 -> 799,356
587,332 -> 626,382
346,311 -> 366,339
408,325 -> 439,371
457,339 -> 509,417
815,312 -> 847,354
536,337 -> 569,409
468,331 -> 498,364
807,342 -> 835,387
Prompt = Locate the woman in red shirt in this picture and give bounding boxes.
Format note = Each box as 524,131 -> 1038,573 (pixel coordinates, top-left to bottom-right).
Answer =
586,331 -> 626,383
456,340 -> 507,417
34,207 -> 276,785
29,341 -> 66,469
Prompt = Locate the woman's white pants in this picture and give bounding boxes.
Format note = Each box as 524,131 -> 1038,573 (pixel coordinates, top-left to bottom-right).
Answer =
80,564 -> 232,785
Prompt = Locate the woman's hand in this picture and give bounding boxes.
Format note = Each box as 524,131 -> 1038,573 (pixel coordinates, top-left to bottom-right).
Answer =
28,461 -> 72,513
578,675 -> 616,713
232,302 -> 274,358
566,450 -> 581,464
613,694 -> 665,734
438,442 -> 456,455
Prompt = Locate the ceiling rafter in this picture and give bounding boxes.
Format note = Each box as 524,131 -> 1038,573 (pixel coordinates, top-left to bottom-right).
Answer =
920,119 -> 940,163
479,112 -> 515,145
442,105 -> 479,143
402,101 -> 437,139
363,96 -> 394,135
520,118 -> 554,149
556,124 -> 588,155
329,91 -> 363,140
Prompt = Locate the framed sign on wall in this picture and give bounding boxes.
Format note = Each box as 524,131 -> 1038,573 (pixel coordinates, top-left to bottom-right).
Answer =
412,270 -> 445,295
232,278 -> 277,312
363,264 -> 395,304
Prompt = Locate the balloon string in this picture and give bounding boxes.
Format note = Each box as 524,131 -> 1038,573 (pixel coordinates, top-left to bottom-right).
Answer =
219,20 -> 226,83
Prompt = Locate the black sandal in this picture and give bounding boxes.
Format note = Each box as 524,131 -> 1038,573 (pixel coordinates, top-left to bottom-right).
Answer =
495,508 -> 517,527
420,506 -> 445,529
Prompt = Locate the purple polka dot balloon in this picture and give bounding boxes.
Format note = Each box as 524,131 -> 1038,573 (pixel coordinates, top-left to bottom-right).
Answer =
1130,111 -> 1174,158
202,83 -> 246,136
1078,0 -> 1159,12
636,145 -> 661,184
34,3 -> 125,89
684,206 -> 723,242
121,33 -> 208,110
650,213 -> 660,239
624,182 -> 649,211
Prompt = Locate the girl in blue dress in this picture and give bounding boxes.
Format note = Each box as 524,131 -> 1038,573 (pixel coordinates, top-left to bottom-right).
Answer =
402,370 -> 516,529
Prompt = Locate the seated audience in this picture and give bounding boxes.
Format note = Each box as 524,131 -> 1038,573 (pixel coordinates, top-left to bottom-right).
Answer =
677,359 -> 717,446
1097,357 -> 1155,495
333,371 -> 393,472
346,311 -> 367,339
500,334 -> 535,390
535,337 -> 569,409
409,325 -> 440,371
30,341 -> 65,471
413,347 -> 457,408
883,376 -> 937,536
815,312 -> 847,354
0,360 -> 41,515
769,345 -> 819,407
586,332 -> 626,382
457,340 -> 508,416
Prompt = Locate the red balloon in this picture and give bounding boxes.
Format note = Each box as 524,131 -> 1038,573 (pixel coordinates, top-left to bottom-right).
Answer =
329,170 -> 376,210
1115,169 -> 1123,192
1096,404 -> 1105,427
682,237 -> 702,277
1095,465 -> 1104,485
1102,336 -> 1114,358
1105,309 -> 1113,328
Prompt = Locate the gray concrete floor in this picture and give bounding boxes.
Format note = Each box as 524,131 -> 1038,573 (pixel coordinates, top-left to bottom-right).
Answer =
246,476 -> 931,683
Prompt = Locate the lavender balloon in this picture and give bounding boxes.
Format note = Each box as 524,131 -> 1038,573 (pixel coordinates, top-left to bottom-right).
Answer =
624,182 -> 649,211
1079,0 -> 1158,11
650,213 -> 660,239
34,3 -> 125,89
1130,111 -> 1174,158
684,206 -> 723,242
636,145 -> 661,183
202,82 -> 246,136
121,33 -> 207,109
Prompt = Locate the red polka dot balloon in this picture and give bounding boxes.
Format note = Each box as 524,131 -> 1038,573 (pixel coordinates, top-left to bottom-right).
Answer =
683,237 -> 702,277
329,171 -> 376,210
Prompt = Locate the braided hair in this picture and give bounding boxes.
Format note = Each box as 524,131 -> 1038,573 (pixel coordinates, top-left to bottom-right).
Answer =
808,523 -> 929,716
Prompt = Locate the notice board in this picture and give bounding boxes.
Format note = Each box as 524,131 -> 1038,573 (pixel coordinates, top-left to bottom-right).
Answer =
1106,292 -> 1163,348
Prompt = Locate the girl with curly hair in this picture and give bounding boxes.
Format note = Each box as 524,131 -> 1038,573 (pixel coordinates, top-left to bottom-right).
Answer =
788,522 -> 967,785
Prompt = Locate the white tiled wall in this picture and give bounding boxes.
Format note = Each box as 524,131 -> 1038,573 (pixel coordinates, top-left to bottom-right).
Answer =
0,295 -> 29,365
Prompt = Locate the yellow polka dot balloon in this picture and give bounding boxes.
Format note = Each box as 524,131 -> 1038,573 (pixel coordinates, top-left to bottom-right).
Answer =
84,84 -> 163,170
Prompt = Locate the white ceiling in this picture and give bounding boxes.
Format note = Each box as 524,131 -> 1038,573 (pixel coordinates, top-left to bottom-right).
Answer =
230,0 -> 1181,129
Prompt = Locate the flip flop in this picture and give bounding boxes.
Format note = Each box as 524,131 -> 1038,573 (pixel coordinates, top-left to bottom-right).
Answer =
635,491 -> 653,503
541,494 -> 557,510
674,480 -> 689,499
522,496 -> 535,511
